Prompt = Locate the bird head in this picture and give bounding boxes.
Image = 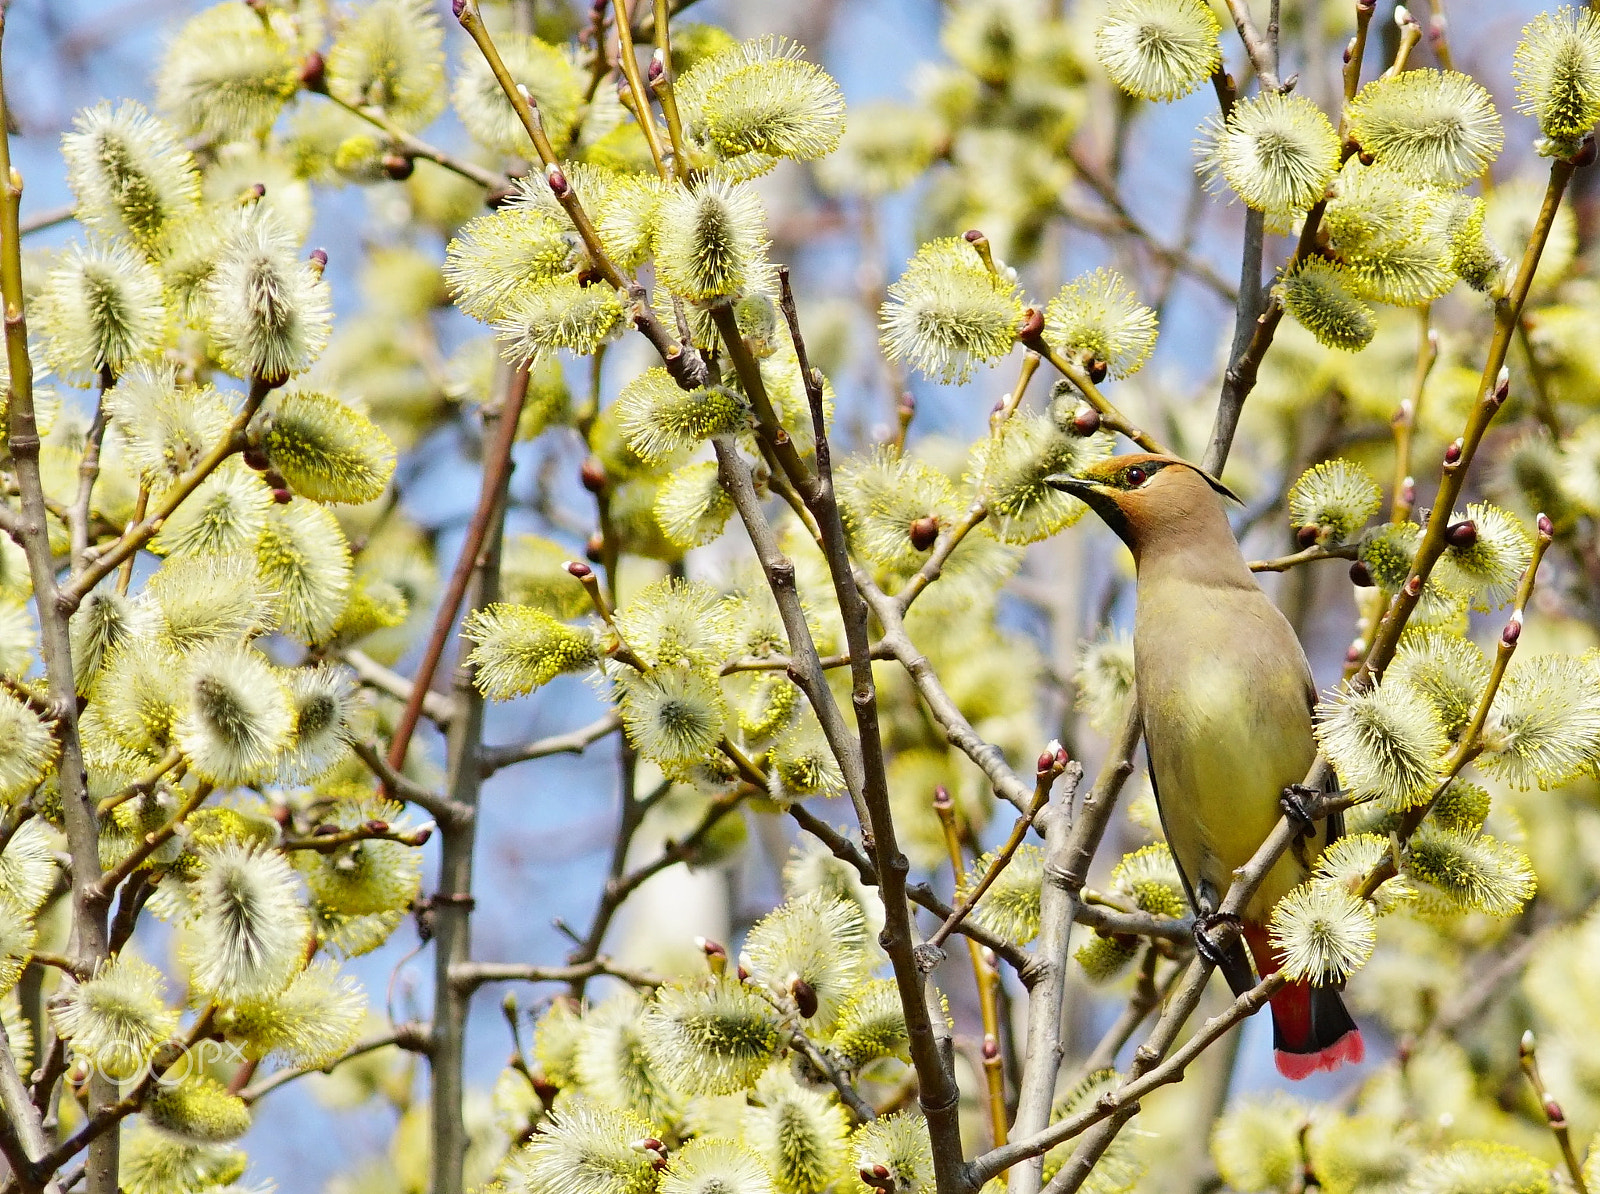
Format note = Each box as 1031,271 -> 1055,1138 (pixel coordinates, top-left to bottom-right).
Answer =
1045,453 -> 1241,551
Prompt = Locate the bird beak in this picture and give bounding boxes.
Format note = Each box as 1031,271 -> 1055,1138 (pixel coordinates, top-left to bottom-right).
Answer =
1043,473 -> 1101,498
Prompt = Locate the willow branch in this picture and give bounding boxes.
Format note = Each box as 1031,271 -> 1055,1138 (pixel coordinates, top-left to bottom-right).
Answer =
479,711 -> 622,775
449,958 -> 663,993
340,647 -> 457,728
386,365 -> 530,785
0,22 -> 116,1188
240,1023 -> 431,1105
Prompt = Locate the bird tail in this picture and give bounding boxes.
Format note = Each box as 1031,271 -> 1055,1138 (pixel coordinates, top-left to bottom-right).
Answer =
1241,923 -> 1365,1080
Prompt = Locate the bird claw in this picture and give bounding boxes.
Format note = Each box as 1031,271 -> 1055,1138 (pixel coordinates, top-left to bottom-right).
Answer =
1280,784 -> 1319,837
1191,912 -> 1243,969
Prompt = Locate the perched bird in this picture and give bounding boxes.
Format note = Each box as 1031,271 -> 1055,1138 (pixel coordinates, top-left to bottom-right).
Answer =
1050,452 -> 1364,1079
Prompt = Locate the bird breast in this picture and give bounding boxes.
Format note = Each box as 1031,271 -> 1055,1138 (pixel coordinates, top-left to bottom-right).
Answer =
1133,583 -> 1319,919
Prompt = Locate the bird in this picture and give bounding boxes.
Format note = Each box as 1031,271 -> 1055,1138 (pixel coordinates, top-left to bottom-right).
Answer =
1049,451 -> 1364,1080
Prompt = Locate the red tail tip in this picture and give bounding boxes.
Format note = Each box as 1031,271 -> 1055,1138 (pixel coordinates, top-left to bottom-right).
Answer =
1275,1031 -> 1365,1081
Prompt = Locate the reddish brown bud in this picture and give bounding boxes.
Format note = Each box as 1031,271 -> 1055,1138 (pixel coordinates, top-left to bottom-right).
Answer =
1295,524 -> 1320,549
309,247 -> 329,270
1349,560 -> 1375,587
242,446 -> 270,471
382,153 -> 415,180
580,457 -> 607,493
271,487 -> 293,504
1037,751 -> 1055,774
1446,520 -> 1477,550
1070,408 -> 1102,437
1404,575 -> 1423,597
299,51 -> 327,91
791,977 -> 819,1019
1444,441 -> 1462,465
1492,369 -> 1510,405
1574,133 -> 1597,169
647,55 -> 664,83
312,822 -> 341,836
584,533 -> 604,563
1358,149 -> 1376,166
1346,643 -> 1364,664
1087,358 -> 1109,384
1055,746 -> 1070,768
1019,307 -> 1045,341
983,1036 -> 1000,1060
1401,479 -> 1416,507
964,229 -> 986,243
897,393 -> 916,418
451,0 -> 467,16
1538,513 -> 1554,538
909,515 -> 939,551
546,165 -> 570,197
412,826 -> 433,845
363,819 -> 390,834
1503,618 -> 1522,646
250,182 -> 267,200
932,785 -> 952,809
565,560 -> 592,580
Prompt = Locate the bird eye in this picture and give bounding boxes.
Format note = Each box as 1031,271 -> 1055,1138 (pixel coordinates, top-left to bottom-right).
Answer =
1124,466 -> 1148,487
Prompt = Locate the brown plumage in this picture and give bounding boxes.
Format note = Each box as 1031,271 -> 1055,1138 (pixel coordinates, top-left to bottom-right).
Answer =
1052,452 -> 1363,1080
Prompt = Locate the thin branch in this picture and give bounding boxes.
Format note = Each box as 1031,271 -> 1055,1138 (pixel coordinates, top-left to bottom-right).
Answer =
19,204 -> 74,235
1518,1033 -> 1589,1194
240,1023 -> 432,1105
428,359 -> 520,1194
1006,795 -> 1079,1194
1248,543 -> 1359,573
1019,329 -> 1165,455
0,26 -> 117,1188
321,90 -> 507,190
386,365 -> 531,785
1070,948 -> 1179,1083
1220,0 -> 1281,91
63,377 -> 272,608
449,958 -> 662,993
351,741 -> 464,826
928,767 -> 1053,951
340,648 -> 457,728
793,1030 -> 876,1124
479,711 -> 621,775
452,0 -> 707,389
1356,156 -> 1576,683
863,576 -> 1035,814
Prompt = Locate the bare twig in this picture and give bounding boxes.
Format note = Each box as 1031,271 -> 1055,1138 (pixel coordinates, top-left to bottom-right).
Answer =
929,765 -> 1054,951
240,1023 -> 432,1105
793,1030 -> 877,1124
1519,1032 -> 1589,1194
479,711 -> 621,775
1248,543 -> 1360,573
341,648 -> 457,728
0,23 -> 117,1187
1006,793 -> 1078,1194
386,365 -> 531,786
449,958 -> 663,993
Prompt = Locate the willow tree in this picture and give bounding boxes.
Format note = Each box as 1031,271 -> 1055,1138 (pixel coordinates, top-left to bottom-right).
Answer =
1,3 -> 1600,1194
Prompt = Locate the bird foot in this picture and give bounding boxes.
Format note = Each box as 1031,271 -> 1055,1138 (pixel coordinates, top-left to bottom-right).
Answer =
1279,784 -> 1320,837
1191,912 -> 1243,969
